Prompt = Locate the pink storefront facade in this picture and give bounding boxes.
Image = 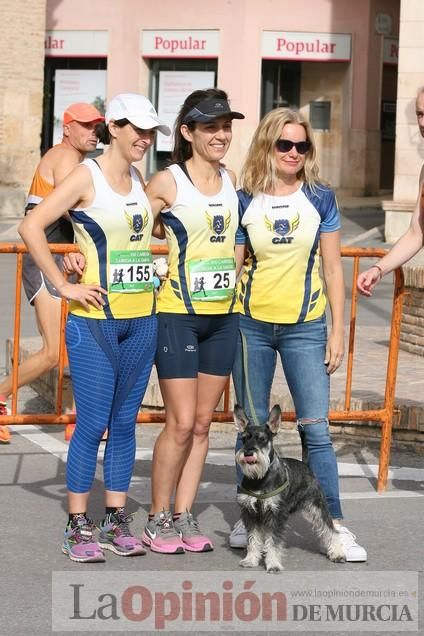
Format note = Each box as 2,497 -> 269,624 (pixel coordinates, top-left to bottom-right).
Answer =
44,0 -> 400,194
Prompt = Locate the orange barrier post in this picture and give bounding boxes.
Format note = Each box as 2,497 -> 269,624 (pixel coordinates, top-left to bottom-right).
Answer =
0,242 -> 405,492
11,252 -> 23,417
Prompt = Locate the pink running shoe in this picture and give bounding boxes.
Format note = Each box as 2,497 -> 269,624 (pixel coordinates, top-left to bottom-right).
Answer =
174,511 -> 214,552
142,510 -> 185,554
98,510 -> 146,557
62,517 -> 105,563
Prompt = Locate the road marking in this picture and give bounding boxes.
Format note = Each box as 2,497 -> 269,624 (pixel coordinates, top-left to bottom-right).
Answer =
10,425 -> 424,499
128,476 -> 424,503
344,225 -> 384,246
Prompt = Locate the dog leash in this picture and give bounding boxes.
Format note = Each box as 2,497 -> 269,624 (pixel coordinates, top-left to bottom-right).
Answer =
240,330 -> 261,427
239,465 -> 290,500
239,473 -> 289,499
239,480 -> 289,499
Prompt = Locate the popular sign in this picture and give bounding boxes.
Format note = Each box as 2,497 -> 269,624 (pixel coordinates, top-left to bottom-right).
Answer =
142,30 -> 219,58
45,30 -> 108,57
262,31 -> 351,62
383,38 -> 398,65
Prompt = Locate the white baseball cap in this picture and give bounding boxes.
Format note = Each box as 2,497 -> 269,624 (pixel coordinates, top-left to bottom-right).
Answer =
105,93 -> 171,136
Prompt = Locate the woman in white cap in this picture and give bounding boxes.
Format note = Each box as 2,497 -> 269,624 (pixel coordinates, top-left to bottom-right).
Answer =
19,94 -> 170,563
141,88 -> 245,555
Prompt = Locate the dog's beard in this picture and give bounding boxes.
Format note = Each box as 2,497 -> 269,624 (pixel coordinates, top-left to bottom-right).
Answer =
235,447 -> 271,480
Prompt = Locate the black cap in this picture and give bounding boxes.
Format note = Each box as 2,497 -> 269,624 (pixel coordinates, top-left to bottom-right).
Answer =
183,98 -> 245,124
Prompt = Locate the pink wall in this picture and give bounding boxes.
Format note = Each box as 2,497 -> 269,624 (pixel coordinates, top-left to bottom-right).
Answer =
46,0 -> 399,126
46,0 -> 400,191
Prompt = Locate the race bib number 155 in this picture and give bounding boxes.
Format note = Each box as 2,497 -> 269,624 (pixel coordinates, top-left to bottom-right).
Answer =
109,250 -> 153,293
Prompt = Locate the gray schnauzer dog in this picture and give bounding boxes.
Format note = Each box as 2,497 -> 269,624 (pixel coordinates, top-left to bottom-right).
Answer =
234,404 -> 345,573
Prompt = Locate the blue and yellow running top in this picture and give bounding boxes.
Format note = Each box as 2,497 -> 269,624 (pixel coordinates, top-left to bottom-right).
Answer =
156,163 -> 239,315
69,159 -> 155,320
236,183 -> 341,324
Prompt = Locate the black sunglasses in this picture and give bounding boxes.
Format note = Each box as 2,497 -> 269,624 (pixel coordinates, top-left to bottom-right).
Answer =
275,139 -> 311,154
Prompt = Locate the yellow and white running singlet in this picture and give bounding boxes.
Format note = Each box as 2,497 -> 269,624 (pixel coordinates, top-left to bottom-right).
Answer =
236,183 -> 341,323
69,159 -> 155,319
157,163 -> 239,315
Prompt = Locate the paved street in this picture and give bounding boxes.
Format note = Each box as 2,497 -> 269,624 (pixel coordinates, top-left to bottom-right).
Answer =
0,208 -> 423,635
1,422 -> 423,635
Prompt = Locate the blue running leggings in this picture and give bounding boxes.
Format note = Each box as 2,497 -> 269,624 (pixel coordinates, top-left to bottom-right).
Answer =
65,314 -> 158,493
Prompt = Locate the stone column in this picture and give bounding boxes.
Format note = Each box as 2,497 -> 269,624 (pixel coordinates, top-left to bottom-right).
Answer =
383,0 -> 424,242
0,0 -> 46,217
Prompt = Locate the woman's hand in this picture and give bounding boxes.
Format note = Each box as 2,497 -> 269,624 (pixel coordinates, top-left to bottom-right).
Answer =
60,281 -> 107,311
357,265 -> 382,296
63,252 -> 86,277
324,328 -> 345,374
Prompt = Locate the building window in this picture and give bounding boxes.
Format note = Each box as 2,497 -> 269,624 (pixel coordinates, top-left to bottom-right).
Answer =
147,58 -> 217,176
261,60 -> 301,117
42,57 -> 107,154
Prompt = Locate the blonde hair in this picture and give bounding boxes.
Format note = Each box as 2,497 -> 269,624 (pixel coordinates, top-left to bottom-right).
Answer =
240,108 -> 320,195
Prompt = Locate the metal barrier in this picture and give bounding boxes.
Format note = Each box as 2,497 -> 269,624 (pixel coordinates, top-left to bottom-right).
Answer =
0,242 -> 404,492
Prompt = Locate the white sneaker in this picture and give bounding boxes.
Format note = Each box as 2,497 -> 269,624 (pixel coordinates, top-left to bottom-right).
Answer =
336,525 -> 367,562
229,519 -> 247,548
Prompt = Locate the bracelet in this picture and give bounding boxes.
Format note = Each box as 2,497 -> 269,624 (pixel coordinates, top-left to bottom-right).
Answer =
371,264 -> 384,278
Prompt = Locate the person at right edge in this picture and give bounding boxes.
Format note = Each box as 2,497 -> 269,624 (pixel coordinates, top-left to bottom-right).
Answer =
229,107 -> 367,562
358,86 -> 424,295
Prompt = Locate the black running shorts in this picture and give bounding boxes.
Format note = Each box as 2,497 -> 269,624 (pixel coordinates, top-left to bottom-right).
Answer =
155,312 -> 239,379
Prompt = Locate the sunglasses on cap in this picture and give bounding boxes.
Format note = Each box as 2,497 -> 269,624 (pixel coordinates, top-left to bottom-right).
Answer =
275,139 -> 311,154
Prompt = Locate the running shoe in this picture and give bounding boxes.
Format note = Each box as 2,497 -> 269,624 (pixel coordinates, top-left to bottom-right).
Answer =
173,511 -> 214,552
62,516 -> 105,563
320,524 -> 367,562
0,425 -> 10,444
64,423 -> 75,442
335,525 -> 367,562
0,399 -> 10,444
98,510 -> 145,556
142,510 -> 185,554
229,518 -> 247,548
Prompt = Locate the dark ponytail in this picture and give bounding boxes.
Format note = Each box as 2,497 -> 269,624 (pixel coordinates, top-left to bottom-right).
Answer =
96,118 -> 130,145
171,88 -> 229,163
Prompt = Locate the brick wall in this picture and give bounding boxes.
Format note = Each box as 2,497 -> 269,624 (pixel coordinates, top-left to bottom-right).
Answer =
400,263 -> 424,356
0,0 -> 46,216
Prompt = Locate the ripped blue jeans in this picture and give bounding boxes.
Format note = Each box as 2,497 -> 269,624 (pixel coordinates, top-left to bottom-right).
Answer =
232,313 -> 343,519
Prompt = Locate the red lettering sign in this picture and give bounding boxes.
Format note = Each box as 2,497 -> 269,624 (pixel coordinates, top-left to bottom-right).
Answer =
45,35 -> 65,50
277,38 -> 336,56
154,35 -> 206,54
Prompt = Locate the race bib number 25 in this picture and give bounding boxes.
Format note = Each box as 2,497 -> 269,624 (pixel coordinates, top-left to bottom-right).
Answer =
188,257 -> 235,301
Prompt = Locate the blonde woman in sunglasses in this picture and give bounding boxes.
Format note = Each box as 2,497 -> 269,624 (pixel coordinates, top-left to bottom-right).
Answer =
230,107 -> 367,562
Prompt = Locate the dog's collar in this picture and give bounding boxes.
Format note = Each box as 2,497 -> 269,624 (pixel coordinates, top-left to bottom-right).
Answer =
239,465 -> 289,500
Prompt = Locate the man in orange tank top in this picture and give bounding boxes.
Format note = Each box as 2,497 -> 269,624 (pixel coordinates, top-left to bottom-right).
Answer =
0,102 -> 104,443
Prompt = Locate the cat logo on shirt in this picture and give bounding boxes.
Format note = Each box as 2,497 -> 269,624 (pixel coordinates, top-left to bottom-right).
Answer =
125,210 -> 149,242
265,211 -> 300,244
205,210 -> 231,243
